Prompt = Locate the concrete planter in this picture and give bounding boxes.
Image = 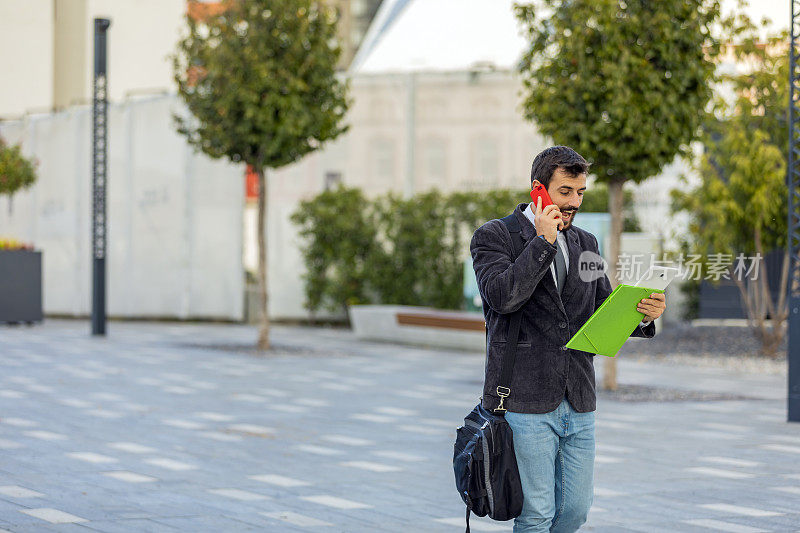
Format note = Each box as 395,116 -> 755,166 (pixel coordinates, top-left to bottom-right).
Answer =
348,304 -> 485,352
0,250 -> 43,323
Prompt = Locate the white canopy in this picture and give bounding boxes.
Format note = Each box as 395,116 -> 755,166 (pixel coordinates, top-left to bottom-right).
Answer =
349,0 -> 530,75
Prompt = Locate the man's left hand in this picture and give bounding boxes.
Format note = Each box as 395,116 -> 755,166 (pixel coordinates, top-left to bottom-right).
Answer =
637,292 -> 666,324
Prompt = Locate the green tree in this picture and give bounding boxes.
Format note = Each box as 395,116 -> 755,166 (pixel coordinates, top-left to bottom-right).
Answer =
0,136 -> 37,213
671,14 -> 789,357
172,0 -> 350,349
515,0 -> 721,389
673,126 -> 786,356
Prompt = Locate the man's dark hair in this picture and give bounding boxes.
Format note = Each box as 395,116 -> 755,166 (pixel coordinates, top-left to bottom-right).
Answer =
530,146 -> 590,188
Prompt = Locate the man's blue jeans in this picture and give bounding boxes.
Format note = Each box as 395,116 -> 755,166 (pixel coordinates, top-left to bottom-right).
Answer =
504,397 -> 595,533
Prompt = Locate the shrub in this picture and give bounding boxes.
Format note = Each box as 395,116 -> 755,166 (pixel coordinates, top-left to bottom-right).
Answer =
291,185 -> 640,316
0,136 -> 37,200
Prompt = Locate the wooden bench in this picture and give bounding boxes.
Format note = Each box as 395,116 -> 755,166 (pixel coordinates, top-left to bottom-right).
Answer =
395,311 -> 485,332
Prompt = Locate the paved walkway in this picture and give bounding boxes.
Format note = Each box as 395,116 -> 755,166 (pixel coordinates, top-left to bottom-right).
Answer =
0,320 -> 799,532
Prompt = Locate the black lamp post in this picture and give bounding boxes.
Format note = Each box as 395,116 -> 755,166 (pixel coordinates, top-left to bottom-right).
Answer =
788,0 -> 799,421
91,18 -> 110,336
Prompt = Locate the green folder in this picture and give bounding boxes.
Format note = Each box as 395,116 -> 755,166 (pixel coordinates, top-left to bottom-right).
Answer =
565,284 -> 664,357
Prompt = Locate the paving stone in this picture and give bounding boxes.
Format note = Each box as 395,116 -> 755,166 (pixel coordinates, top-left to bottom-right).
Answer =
1,320 -> 799,531
19,508 -> 88,524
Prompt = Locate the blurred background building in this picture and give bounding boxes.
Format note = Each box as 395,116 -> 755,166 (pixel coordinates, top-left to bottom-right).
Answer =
0,0 -> 788,322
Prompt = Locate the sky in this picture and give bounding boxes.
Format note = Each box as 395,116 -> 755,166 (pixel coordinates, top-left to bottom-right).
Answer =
353,0 -> 790,74
722,0 -> 788,33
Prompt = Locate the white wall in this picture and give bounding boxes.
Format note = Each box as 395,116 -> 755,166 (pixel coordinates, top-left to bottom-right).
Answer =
0,95 -> 244,320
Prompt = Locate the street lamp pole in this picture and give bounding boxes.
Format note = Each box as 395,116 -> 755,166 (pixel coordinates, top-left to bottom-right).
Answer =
91,18 -> 110,336
788,0 -> 800,421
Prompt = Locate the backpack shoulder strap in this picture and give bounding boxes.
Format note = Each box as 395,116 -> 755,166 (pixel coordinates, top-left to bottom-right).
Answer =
493,211 -> 525,415
499,213 -> 524,260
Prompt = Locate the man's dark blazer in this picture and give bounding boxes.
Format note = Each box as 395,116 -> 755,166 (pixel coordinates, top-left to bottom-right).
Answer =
470,202 -> 655,414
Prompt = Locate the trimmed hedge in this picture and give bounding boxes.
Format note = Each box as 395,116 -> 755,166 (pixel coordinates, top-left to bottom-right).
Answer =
290,185 -> 639,317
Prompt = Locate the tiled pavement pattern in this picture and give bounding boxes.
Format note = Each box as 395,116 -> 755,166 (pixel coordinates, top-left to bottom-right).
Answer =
0,320 -> 799,532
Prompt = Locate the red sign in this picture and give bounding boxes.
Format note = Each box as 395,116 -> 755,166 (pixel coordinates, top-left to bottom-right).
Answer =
245,165 -> 259,202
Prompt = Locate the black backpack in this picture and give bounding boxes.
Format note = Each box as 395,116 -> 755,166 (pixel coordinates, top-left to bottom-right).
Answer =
453,213 -> 525,532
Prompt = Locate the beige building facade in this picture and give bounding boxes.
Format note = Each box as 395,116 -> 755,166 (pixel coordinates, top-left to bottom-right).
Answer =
1,0 -> 185,118
0,0 -> 55,118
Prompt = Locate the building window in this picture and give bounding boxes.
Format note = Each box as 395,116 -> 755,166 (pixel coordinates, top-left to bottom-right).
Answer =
324,171 -> 342,190
471,96 -> 501,120
368,98 -> 399,121
470,136 -> 498,188
422,138 -> 447,187
369,137 -> 396,183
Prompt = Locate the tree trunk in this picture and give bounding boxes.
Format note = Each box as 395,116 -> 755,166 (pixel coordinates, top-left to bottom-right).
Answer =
256,167 -> 270,351
760,250 -> 789,358
603,178 -> 625,391
732,228 -> 790,359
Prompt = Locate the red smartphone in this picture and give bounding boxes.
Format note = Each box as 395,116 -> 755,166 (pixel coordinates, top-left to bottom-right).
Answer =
530,183 -> 554,211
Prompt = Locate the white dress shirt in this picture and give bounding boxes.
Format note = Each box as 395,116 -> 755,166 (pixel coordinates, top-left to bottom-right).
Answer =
522,203 -> 568,288
522,203 -> 652,326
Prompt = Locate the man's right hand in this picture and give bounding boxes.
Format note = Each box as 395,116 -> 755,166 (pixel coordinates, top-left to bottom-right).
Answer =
534,196 -> 563,244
